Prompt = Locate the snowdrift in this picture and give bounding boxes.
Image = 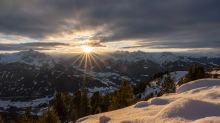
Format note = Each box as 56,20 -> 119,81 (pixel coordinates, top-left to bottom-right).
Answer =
76,79 -> 220,123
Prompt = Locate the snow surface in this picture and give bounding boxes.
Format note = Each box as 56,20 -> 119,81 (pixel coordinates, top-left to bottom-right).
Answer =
76,79 -> 220,123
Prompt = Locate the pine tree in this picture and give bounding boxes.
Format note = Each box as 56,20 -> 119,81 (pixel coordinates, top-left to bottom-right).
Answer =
102,94 -> 111,112
213,74 -> 219,78
109,76 -> 135,111
7,120 -> 14,123
53,92 -> 74,123
42,104 -> 61,123
162,73 -> 176,94
209,66 -> 213,72
0,115 -> 4,123
24,108 -> 33,123
16,114 -> 25,123
74,91 -> 82,119
34,116 -> 44,123
7,120 -> 15,123
184,64 -> 206,83
81,89 -> 92,117
94,106 -> 101,114
91,91 -> 103,114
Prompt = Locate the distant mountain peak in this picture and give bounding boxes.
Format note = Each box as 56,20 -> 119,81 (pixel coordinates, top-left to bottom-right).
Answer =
0,49 -> 57,66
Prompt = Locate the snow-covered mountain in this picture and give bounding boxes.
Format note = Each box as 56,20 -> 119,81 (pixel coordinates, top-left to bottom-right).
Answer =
174,51 -> 220,59
77,79 -> 220,123
107,51 -> 184,66
0,49 -> 57,66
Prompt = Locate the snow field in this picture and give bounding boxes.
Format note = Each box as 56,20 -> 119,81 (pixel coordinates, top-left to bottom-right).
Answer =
76,79 -> 220,123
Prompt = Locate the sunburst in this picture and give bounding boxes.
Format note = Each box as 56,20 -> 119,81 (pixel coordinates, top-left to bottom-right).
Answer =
62,44 -> 109,89
83,46 -> 92,53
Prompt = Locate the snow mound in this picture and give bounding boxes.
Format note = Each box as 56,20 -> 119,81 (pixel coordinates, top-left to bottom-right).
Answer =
193,117 -> 220,123
77,79 -> 220,123
134,101 -> 150,108
100,115 -> 111,123
177,79 -> 220,93
157,98 -> 220,120
150,98 -> 169,105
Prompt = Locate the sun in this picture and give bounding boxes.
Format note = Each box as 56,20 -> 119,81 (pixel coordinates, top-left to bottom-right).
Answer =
83,46 -> 92,53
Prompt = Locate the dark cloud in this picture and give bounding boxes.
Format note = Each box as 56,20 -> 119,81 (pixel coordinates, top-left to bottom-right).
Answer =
0,42 -> 70,51
0,42 -> 105,51
0,0 -> 220,49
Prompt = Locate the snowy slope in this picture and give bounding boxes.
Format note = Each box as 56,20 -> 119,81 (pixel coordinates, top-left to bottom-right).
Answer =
0,49 -> 57,66
141,71 -> 187,97
76,79 -> 220,123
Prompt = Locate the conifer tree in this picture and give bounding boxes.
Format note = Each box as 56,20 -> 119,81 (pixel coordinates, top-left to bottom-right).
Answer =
7,120 -> 14,123
34,116 -> 44,123
53,92 -> 74,123
43,104 -> 61,123
209,66 -> 213,72
24,108 -> 33,123
162,73 -> 176,94
193,63 -> 198,80
102,94 -> 111,112
94,106 -> 101,114
0,115 -> 4,123
213,74 -> 219,78
16,114 -> 25,123
184,64 -> 206,83
109,76 -> 135,111
91,91 -> 103,114
74,91 -> 82,119
81,89 -> 92,117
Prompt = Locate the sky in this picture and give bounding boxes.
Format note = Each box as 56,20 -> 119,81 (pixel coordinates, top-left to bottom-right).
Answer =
0,0 -> 220,53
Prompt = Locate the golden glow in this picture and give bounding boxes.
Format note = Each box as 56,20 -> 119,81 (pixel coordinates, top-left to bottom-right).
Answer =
83,46 -> 92,53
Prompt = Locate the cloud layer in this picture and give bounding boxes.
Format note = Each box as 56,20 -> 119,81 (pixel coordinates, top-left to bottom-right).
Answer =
0,42 -> 105,51
0,0 -> 220,51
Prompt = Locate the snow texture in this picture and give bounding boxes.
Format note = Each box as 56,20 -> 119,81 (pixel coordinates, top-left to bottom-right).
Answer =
76,79 -> 220,123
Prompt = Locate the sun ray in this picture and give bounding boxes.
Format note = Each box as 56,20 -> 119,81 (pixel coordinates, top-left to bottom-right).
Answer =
88,54 -> 95,77
64,53 -> 84,72
83,54 -> 88,88
74,54 -> 86,75
90,53 -> 103,72
54,53 -> 84,79
91,52 -> 109,66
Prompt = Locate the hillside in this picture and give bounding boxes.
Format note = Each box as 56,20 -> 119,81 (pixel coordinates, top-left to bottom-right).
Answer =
77,79 -> 220,123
